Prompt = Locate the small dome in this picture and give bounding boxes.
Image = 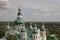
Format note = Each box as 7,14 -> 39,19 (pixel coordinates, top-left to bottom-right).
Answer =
21,28 -> 26,32
33,27 -> 38,34
6,29 -> 9,31
33,29 -> 38,34
33,27 -> 37,30
40,25 -> 45,31
15,31 -> 20,35
6,26 -> 10,31
14,18 -> 25,25
15,30 -> 20,38
29,25 -> 33,30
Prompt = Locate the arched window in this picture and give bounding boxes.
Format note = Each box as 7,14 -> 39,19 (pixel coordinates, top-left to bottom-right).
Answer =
36,36 -> 37,38
34,36 -> 35,39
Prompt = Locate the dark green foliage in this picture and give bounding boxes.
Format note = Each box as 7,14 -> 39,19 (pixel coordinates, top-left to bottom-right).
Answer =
0,22 -> 60,38
7,34 -> 18,40
0,27 -> 5,38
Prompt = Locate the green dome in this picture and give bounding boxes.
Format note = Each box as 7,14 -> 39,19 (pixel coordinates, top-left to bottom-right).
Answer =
6,26 -> 10,31
14,18 -> 25,25
40,26 -> 45,31
6,29 -> 10,31
33,28 -> 38,34
21,28 -> 26,32
15,31 -> 20,35
29,25 -> 33,30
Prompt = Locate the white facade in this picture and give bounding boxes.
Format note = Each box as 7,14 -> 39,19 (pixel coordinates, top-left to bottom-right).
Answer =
5,25 -> 10,37
37,29 -> 41,40
32,33 -> 40,40
5,31 -> 9,37
15,25 -> 23,32
4,5 -> 46,40
20,32 -> 27,39
41,30 -> 46,40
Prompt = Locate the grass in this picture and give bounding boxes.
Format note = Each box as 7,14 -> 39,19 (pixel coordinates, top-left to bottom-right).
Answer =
47,35 -> 60,40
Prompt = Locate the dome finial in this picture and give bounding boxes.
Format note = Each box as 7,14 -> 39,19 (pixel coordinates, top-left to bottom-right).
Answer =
42,22 -> 44,26
18,0 -> 21,12
17,0 -> 22,16
35,23 -> 37,27
18,0 -> 20,8
7,21 -> 9,26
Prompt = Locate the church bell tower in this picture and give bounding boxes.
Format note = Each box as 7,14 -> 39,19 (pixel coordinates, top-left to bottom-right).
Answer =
14,0 -> 25,32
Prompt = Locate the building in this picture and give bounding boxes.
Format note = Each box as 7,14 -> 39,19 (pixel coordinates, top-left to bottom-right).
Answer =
0,0 -> 58,40
3,3 -> 47,40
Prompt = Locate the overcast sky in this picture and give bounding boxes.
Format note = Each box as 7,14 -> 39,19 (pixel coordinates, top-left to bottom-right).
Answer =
0,0 -> 60,22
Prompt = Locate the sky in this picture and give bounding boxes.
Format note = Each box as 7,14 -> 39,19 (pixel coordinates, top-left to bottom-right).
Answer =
0,0 -> 60,22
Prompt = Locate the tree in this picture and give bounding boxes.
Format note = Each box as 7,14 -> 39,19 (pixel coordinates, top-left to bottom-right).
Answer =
0,27 -> 5,38
7,34 -> 18,40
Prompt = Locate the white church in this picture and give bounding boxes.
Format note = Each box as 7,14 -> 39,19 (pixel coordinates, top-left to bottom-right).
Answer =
3,6 -> 46,40
0,0 -> 46,40
0,7 -> 58,40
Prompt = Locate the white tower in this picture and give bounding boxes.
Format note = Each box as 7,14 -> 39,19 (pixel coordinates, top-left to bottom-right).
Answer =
32,24 -> 40,40
5,22 -> 10,37
37,29 -> 41,40
29,23 -> 33,30
14,0 -> 25,32
14,8 -> 25,32
20,28 -> 27,40
41,23 -> 46,40
28,23 -> 33,40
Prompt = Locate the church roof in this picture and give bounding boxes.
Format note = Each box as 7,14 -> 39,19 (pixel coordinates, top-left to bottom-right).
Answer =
21,28 -> 26,32
15,30 -> 20,35
17,8 -> 22,16
40,26 -> 45,31
29,25 -> 33,30
14,7 -> 25,25
40,23 -> 46,31
33,27 -> 38,34
14,18 -> 24,25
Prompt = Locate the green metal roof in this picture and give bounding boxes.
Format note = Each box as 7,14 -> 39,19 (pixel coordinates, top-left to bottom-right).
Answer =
6,26 -> 10,31
15,31 -> 20,35
14,18 -> 25,25
40,25 -> 45,31
33,28 -> 38,34
29,25 -> 33,30
21,28 -> 26,32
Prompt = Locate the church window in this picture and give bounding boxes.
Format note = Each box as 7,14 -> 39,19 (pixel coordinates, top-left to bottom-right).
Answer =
36,36 -> 37,38
34,36 -> 35,39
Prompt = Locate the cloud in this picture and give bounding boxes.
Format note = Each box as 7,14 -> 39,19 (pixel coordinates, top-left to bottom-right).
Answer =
0,0 -> 60,21
0,0 -> 11,17
22,2 -> 60,16
0,0 -> 11,10
32,13 -> 40,16
20,0 -> 60,21
0,11 -> 4,16
21,0 -> 60,12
